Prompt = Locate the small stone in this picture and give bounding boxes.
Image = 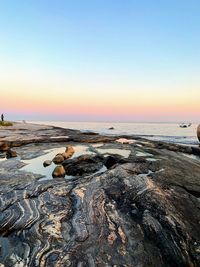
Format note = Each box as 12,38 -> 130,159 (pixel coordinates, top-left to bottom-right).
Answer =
52,165 -> 66,178
43,160 -> 52,167
53,154 -> 65,164
0,141 -> 10,152
62,146 -> 75,160
6,149 -> 17,158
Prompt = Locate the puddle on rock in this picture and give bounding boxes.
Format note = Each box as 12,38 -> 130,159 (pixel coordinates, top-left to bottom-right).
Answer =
146,158 -> 159,162
96,148 -> 131,158
50,136 -> 69,139
116,138 -> 136,144
95,165 -> 107,174
72,145 -> 95,158
0,153 -> 6,162
136,151 -> 154,157
20,145 -> 96,180
20,147 -> 66,180
92,143 -> 104,148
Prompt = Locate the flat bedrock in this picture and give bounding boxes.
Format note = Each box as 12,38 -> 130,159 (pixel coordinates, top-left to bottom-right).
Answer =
0,122 -> 200,266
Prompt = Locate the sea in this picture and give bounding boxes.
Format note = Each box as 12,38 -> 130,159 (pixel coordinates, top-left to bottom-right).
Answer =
31,121 -> 199,146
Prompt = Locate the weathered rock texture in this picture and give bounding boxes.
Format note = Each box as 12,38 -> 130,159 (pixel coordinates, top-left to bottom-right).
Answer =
63,154 -> 104,176
0,122 -> 200,266
0,150 -> 200,266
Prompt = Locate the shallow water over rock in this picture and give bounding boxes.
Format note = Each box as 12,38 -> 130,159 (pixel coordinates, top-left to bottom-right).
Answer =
116,138 -> 136,144
136,151 -> 154,157
19,145 -> 107,181
96,148 -> 131,158
20,145 -> 99,180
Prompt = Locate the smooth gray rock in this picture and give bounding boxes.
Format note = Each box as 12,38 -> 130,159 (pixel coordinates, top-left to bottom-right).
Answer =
43,160 -> 52,167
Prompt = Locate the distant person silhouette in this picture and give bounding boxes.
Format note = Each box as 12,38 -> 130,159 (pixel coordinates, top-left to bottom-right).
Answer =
1,114 -> 4,122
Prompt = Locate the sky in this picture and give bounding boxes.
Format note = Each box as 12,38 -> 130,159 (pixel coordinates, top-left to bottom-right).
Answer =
0,0 -> 200,122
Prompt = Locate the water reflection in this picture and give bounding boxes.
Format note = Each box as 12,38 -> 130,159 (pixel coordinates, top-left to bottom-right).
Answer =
96,148 -> 131,158
116,138 -> 135,144
20,145 -> 95,180
136,151 -> 154,157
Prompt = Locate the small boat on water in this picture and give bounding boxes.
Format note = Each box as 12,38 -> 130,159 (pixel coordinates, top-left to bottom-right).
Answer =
179,123 -> 192,128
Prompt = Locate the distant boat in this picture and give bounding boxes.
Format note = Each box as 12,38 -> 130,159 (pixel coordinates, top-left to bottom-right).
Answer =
179,123 -> 192,128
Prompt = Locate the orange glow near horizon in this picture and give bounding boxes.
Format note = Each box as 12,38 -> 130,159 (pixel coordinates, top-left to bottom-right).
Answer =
1,90 -> 199,120
1,68 -> 200,121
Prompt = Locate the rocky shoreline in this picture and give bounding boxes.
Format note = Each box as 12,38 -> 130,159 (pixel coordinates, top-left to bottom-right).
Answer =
0,122 -> 200,267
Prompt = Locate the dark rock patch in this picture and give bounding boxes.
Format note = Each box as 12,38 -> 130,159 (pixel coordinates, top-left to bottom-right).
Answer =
6,149 -> 17,158
63,154 -> 104,176
103,154 -> 128,168
43,160 -> 52,167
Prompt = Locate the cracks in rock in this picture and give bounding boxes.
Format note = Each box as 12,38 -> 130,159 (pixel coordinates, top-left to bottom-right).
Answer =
0,159 -> 200,266
169,183 -> 200,199
0,183 -> 55,213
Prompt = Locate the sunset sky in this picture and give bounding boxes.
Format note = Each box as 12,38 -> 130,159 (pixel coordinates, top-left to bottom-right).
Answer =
0,0 -> 200,122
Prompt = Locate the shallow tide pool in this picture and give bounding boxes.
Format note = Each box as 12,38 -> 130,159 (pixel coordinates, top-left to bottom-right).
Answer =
96,148 -> 131,158
20,145 -> 95,180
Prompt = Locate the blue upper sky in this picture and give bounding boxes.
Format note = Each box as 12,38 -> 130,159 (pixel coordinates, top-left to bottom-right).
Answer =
1,0 -> 200,70
0,0 -> 200,121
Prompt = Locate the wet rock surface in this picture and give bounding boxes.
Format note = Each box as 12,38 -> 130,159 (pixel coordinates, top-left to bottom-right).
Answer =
6,149 -> 17,158
62,145 -> 75,159
52,165 -> 66,178
0,122 -> 200,266
63,154 -> 104,176
52,153 -> 65,164
43,160 -> 52,167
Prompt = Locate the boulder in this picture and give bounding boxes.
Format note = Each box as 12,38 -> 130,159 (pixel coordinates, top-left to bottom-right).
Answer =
43,160 -> 52,167
52,165 -> 66,178
0,153 -> 5,159
53,154 -> 65,164
6,149 -> 17,158
0,141 -> 10,152
62,146 -> 75,159
63,154 -> 104,176
104,154 -> 128,169
197,124 -> 200,142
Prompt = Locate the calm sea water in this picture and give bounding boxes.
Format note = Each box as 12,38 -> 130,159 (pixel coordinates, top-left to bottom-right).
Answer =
31,121 -> 199,145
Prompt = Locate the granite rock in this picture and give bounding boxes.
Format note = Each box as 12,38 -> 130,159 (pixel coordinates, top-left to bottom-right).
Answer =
52,165 -> 66,178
